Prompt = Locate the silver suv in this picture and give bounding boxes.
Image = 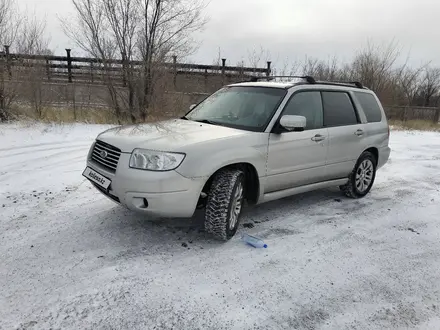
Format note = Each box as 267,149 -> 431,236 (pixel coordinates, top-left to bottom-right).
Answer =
83,76 -> 391,240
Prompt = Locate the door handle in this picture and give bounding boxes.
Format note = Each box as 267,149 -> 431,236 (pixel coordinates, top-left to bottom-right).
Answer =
355,129 -> 364,136
311,134 -> 326,142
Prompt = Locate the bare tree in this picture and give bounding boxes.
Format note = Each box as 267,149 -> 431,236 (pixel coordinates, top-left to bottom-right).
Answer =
0,0 -> 21,47
246,46 -> 271,69
211,46 -> 223,75
16,14 -> 50,55
15,13 -> 52,118
418,66 -> 440,107
103,0 -> 139,122
271,56 -> 300,77
301,55 -> 340,81
396,65 -> 425,106
63,0 -> 207,122
350,41 -> 401,96
0,0 -> 18,120
62,0 -> 129,122
0,5 -> 53,121
136,0 -> 207,121
63,0 -> 115,58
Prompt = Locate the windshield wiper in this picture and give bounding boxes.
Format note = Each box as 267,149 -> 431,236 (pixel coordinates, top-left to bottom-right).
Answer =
182,117 -> 224,126
192,119 -> 223,126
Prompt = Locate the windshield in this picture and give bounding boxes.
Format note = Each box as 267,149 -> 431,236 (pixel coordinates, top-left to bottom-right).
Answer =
185,86 -> 287,131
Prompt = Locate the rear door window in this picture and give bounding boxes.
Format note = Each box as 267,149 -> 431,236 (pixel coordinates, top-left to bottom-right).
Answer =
354,92 -> 383,122
322,92 -> 359,127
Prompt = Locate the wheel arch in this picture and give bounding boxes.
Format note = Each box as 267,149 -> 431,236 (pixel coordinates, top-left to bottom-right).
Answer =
202,162 -> 260,205
363,147 -> 379,164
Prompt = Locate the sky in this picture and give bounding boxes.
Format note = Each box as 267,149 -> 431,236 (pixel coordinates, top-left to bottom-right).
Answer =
17,0 -> 440,70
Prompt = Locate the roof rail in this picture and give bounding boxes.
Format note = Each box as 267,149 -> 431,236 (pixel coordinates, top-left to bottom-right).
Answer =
246,76 -> 366,89
335,81 -> 364,89
315,80 -> 365,89
248,75 -> 316,84
348,81 -> 363,89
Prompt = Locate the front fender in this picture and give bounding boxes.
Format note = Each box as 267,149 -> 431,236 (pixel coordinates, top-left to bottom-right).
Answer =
176,145 -> 267,180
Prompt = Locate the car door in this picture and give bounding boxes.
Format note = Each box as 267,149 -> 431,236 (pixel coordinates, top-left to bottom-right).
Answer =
265,90 -> 329,193
321,90 -> 367,180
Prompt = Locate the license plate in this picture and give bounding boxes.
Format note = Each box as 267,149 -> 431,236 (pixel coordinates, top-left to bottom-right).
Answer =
82,167 -> 111,189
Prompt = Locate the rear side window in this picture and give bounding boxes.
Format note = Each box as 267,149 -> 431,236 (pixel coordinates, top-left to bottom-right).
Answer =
355,92 -> 383,122
322,92 -> 359,127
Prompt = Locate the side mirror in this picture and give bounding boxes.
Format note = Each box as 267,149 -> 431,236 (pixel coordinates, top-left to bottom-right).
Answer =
279,115 -> 306,131
189,104 -> 197,110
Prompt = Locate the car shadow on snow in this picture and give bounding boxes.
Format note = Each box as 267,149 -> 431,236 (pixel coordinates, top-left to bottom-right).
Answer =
240,187 -> 348,224
91,187 -> 353,255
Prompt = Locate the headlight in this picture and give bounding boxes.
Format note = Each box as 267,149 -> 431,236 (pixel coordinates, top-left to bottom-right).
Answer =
129,149 -> 185,171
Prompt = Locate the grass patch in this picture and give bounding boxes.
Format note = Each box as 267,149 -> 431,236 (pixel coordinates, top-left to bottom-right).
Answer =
42,107 -> 121,124
13,105 -> 438,132
389,120 -> 440,132
6,105 -> 177,125
8,105 -> 121,124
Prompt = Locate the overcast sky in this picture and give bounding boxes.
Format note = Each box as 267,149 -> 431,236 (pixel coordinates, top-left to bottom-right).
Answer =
18,0 -> 440,69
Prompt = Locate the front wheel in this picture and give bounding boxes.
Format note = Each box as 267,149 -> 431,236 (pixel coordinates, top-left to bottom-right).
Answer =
205,169 -> 245,241
340,151 -> 377,198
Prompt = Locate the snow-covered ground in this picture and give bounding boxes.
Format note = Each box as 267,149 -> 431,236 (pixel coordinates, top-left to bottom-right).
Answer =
1,122 -> 440,330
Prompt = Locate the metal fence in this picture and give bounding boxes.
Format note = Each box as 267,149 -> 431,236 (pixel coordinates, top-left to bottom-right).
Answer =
0,46 -> 271,87
384,105 -> 440,123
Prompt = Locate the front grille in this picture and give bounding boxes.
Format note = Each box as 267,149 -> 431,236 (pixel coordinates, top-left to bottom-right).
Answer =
91,140 -> 121,172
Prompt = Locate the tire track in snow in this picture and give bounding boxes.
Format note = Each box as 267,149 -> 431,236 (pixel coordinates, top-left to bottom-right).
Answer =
0,146 -> 90,172
0,140 -> 83,152
0,155 -> 87,183
0,142 -> 90,159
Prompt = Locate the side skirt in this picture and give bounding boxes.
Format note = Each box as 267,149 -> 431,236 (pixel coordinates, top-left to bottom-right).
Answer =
260,178 -> 349,204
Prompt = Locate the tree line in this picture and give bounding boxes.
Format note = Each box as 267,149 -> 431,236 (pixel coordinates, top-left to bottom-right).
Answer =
278,42 -> 440,109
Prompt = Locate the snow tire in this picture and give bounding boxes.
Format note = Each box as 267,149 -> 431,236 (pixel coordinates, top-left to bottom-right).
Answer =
205,169 -> 245,241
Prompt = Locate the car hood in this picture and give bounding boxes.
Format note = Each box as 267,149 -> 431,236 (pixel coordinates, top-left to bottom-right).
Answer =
96,119 -> 253,152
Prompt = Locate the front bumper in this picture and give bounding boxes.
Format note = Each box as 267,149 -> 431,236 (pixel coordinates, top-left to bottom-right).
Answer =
85,154 -> 206,218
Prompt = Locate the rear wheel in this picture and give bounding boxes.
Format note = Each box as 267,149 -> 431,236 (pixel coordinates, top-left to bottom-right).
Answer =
340,151 -> 377,198
205,169 -> 245,241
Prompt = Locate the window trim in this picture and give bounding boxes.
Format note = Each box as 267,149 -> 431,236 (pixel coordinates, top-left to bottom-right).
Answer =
271,89 -> 325,133
321,91 -> 361,128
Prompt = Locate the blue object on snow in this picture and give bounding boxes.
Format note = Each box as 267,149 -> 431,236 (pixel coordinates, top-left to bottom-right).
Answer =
241,233 -> 268,248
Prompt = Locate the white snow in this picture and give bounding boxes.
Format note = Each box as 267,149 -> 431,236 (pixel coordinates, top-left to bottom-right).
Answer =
1,122 -> 440,330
